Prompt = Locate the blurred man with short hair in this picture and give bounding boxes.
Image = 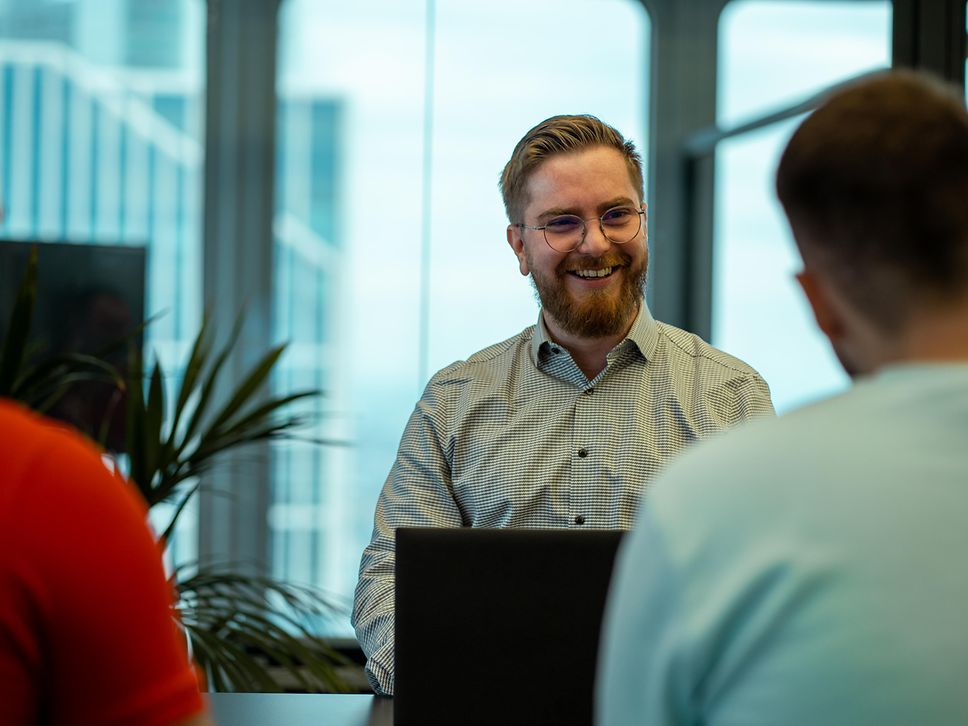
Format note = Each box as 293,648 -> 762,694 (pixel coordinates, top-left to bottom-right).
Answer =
597,71 -> 968,726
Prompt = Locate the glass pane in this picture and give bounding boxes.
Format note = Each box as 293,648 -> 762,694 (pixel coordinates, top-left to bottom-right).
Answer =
274,0 -> 649,634
718,1 -> 892,127
0,0 -> 205,563
713,1 -> 890,412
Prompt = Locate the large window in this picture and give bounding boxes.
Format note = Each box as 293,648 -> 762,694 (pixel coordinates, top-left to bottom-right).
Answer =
712,1 -> 891,412
0,0 -> 205,562
272,0 -> 650,633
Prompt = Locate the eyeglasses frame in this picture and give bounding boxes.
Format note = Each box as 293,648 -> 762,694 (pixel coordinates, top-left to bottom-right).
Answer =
513,205 -> 646,253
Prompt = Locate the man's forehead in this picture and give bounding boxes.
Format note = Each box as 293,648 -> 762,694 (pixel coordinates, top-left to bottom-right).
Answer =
521,147 -> 640,213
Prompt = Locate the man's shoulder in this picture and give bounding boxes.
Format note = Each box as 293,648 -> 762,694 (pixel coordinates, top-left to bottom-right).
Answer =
649,384 -> 874,512
430,326 -> 536,385
0,400 -> 96,497
641,371 -> 968,560
653,321 -> 762,379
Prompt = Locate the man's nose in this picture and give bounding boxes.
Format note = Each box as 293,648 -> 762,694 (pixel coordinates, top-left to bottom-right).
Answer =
576,219 -> 612,255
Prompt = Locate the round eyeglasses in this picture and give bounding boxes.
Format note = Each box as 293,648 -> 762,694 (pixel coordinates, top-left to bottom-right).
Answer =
514,206 -> 645,253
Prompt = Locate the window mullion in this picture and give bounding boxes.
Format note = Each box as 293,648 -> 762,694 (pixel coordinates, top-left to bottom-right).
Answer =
198,0 -> 283,574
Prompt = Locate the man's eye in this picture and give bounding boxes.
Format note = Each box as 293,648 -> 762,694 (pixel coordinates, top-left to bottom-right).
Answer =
602,208 -> 636,225
545,217 -> 581,233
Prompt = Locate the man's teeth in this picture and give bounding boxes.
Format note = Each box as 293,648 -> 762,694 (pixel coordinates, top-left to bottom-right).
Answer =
574,267 -> 614,278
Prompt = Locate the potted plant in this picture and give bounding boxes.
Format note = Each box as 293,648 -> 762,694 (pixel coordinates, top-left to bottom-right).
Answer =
1,247 -> 351,692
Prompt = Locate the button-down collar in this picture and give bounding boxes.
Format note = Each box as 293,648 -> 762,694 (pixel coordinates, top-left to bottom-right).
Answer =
530,299 -> 661,370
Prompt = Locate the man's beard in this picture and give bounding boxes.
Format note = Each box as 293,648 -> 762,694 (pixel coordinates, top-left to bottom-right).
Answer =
528,249 -> 647,339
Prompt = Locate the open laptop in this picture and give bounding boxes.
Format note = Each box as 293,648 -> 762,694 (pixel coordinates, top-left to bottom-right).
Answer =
394,527 -> 625,726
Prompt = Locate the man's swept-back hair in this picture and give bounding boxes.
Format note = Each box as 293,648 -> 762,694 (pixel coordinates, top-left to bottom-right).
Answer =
500,114 -> 644,223
776,70 -> 968,331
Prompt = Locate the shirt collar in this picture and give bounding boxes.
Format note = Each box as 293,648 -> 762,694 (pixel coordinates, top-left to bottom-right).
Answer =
530,299 -> 660,364
625,301 -> 660,361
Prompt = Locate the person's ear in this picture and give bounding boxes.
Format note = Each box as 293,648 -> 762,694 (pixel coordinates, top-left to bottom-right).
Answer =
507,225 -> 529,276
796,269 -> 845,341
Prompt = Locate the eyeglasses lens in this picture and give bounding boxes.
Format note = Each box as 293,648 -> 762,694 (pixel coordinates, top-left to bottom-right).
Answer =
543,208 -> 641,252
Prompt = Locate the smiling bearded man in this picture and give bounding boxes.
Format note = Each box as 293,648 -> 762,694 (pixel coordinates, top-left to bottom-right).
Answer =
513,139 -> 650,351
351,114 -> 775,697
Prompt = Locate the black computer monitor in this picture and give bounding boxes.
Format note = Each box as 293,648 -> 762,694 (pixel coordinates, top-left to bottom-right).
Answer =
0,240 -> 146,450
395,527 -> 625,726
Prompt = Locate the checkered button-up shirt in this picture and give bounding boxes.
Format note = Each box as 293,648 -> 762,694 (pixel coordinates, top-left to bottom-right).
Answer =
352,302 -> 774,695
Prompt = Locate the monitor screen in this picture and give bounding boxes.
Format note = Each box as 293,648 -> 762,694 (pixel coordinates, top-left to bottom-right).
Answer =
0,241 -> 146,451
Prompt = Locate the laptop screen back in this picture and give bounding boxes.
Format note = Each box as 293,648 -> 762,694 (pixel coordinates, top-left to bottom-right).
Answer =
394,527 -> 624,726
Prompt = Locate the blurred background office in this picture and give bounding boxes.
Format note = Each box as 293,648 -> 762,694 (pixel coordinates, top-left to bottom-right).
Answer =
0,0 -> 963,647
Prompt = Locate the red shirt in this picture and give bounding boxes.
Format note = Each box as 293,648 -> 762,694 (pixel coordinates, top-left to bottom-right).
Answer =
0,400 -> 205,725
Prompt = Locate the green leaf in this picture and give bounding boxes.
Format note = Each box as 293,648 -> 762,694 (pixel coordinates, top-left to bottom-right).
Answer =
167,315 -> 214,450
96,384 -> 126,449
189,626 -> 279,692
174,565 -> 349,692
202,343 -> 288,438
90,311 -> 158,361
125,343 -> 149,501
188,419 -> 305,468
210,390 -> 319,440
0,246 -> 38,396
177,313 -> 246,460
13,351 -> 121,406
142,359 -> 165,495
158,483 -> 199,544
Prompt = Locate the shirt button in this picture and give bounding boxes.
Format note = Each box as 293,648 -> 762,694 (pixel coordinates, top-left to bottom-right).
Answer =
574,515 -> 585,525
577,447 -> 588,458
583,388 -> 593,396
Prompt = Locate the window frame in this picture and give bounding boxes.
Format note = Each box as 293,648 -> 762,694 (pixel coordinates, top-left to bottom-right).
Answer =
666,0 -> 967,341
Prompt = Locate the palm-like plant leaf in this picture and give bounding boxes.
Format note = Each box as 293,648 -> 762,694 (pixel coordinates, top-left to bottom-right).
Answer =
175,313 -> 245,462
121,317 -> 348,693
16,353 -> 123,413
158,483 -> 199,545
0,246 -> 38,395
201,343 -> 287,437
176,565 -> 350,693
126,343 -> 149,502
124,313 -> 321,512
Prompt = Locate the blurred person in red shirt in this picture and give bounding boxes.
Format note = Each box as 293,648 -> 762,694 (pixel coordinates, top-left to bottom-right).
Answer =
0,399 -> 213,726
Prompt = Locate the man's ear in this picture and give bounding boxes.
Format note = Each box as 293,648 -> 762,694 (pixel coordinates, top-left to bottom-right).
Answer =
796,269 -> 845,341
507,225 -> 529,276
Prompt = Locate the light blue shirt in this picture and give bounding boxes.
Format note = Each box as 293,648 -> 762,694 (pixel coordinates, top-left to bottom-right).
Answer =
597,363 -> 968,726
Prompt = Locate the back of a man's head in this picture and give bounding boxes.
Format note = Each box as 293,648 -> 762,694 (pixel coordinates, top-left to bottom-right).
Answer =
776,71 -> 968,333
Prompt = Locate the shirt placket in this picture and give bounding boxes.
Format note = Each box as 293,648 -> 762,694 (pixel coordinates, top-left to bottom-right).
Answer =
570,380 -> 604,528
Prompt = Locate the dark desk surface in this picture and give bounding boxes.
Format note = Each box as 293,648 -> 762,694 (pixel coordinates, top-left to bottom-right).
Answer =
210,693 -> 392,726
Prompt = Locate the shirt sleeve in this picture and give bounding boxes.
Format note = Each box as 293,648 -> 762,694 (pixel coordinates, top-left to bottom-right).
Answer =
351,375 -> 463,696
731,371 -> 776,423
0,422 -> 205,726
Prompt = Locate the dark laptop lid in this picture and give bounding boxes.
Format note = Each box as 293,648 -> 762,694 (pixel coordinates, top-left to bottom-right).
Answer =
394,527 -> 624,726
